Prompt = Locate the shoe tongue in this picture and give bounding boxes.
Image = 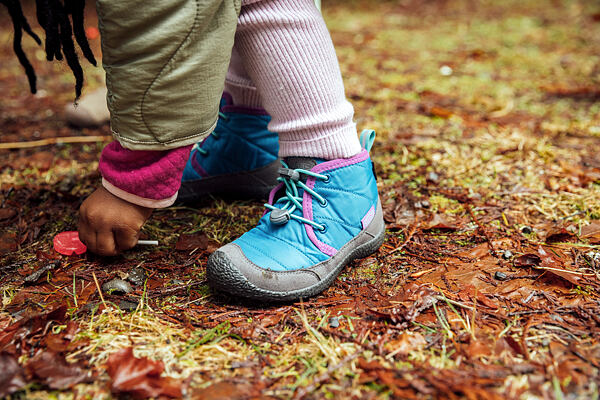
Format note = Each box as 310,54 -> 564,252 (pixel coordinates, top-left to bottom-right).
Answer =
284,157 -> 318,171
272,157 -> 320,212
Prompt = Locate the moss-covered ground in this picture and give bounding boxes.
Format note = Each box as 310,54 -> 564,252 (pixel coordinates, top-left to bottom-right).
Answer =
1,0 -> 600,398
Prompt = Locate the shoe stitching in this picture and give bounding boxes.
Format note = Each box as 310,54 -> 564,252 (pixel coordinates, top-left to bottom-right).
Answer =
238,235 -> 318,272
251,226 -> 324,267
315,186 -> 373,202
314,215 -> 361,231
231,244 -> 322,279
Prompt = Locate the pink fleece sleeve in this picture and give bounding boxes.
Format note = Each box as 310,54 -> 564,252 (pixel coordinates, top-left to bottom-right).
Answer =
98,141 -> 193,208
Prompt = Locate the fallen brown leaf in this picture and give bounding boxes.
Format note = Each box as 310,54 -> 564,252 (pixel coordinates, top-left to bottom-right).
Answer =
106,347 -> 182,399
190,381 -> 258,400
537,246 -> 581,286
429,106 -> 453,118
384,331 -> 427,356
542,85 -> 600,100
0,232 -> 17,255
0,208 -> 16,221
175,232 -> 208,251
25,350 -> 90,389
423,214 -> 459,231
0,353 -> 26,398
580,221 -> 600,244
513,253 -> 541,268
0,306 -> 67,352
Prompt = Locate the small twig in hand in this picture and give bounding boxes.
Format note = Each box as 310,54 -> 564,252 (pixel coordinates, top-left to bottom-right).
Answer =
137,240 -> 159,246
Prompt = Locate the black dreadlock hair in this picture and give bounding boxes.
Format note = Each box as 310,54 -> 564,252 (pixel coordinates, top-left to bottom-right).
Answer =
1,0 -> 97,100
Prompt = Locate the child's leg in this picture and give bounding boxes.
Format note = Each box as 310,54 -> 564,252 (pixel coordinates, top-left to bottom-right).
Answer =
224,46 -> 264,109
232,0 -> 362,160
206,0 -> 384,301
80,0 -> 242,255
95,0 -> 240,150
178,45 -> 281,202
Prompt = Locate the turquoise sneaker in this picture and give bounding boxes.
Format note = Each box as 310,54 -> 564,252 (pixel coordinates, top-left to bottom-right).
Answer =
207,130 -> 385,301
178,94 -> 280,202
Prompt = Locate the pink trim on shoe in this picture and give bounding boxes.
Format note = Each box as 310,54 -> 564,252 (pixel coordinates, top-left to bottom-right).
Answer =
310,149 -> 369,175
190,151 -> 209,178
222,92 -> 234,105
222,91 -> 268,115
263,182 -> 284,217
304,218 -> 337,257
267,182 -> 284,205
102,179 -> 178,208
302,150 -> 370,256
361,206 -> 375,229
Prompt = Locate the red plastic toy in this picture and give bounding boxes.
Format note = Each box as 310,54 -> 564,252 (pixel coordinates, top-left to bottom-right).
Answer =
53,231 -> 87,256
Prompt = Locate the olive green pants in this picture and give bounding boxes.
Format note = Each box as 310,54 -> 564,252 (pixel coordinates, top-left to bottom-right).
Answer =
96,0 -> 242,150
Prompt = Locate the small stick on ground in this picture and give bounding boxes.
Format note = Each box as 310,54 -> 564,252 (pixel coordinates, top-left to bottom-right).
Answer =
92,272 -> 107,308
0,135 -> 112,150
466,204 -> 499,258
386,217 -> 420,258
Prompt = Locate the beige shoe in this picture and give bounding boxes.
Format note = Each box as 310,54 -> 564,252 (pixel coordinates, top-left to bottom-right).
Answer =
64,86 -> 110,128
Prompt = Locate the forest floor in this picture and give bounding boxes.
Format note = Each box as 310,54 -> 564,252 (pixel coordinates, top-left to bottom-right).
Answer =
1,0 -> 600,399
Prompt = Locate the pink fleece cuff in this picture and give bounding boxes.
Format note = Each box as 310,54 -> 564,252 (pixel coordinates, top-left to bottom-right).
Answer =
102,179 -> 179,208
98,141 -> 192,208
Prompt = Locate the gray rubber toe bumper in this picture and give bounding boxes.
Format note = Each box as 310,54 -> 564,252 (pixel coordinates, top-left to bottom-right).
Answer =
207,200 -> 386,301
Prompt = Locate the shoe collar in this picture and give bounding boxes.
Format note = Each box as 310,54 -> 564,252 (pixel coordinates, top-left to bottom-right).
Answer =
263,149 -> 371,257
265,150 -> 369,211
302,150 -> 370,256
220,92 -> 269,116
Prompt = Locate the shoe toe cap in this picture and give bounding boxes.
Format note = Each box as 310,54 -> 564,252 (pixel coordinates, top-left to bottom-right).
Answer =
207,243 -> 321,301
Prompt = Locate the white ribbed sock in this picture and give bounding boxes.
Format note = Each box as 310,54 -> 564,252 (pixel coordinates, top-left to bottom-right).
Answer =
232,0 -> 362,160
225,46 -> 264,109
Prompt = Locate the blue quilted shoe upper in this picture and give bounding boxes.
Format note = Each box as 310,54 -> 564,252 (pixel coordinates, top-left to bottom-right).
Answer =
178,94 -> 280,201
207,130 -> 386,301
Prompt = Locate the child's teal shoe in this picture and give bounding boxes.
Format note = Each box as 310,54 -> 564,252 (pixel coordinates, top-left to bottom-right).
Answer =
207,130 -> 385,301
178,94 -> 280,202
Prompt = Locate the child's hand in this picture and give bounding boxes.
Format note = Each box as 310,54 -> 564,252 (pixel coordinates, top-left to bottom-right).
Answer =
78,186 -> 153,256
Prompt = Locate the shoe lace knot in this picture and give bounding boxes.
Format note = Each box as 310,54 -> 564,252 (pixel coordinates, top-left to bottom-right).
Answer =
264,161 -> 329,231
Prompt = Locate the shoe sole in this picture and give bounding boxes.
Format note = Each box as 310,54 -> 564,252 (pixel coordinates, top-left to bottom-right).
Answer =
177,159 -> 280,203
207,200 -> 386,302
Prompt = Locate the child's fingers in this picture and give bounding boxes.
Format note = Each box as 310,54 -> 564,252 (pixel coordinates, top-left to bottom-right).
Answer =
78,219 -> 95,250
95,230 -> 119,256
114,227 -> 139,252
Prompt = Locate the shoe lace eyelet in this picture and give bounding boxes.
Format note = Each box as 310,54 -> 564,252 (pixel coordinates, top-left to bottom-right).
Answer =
319,199 -> 328,208
322,175 -> 330,183
318,224 -> 327,233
